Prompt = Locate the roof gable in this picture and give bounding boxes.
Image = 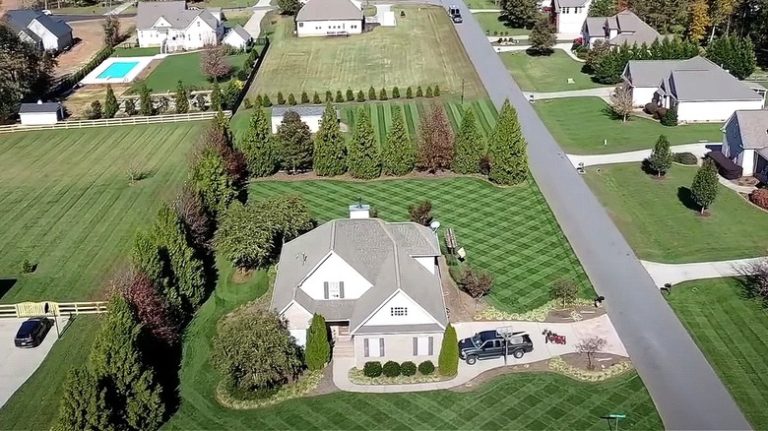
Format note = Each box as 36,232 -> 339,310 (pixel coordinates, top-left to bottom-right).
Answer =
296,0 -> 363,22
730,110 -> 768,150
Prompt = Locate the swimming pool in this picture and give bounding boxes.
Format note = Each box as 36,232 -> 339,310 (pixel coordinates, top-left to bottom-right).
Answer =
96,61 -> 140,79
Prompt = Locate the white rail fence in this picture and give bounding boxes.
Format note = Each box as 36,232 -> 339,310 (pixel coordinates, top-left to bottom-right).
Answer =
0,301 -> 109,318
0,110 -> 232,135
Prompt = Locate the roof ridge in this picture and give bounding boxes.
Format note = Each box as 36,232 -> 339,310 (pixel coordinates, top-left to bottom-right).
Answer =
378,219 -> 402,290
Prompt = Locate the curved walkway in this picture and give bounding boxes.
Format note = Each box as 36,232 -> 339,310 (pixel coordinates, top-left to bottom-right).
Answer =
642,257 -> 765,286
332,315 -> 626,393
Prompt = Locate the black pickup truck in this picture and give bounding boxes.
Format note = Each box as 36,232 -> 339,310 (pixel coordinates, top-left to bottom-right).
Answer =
458,330 -> 534,365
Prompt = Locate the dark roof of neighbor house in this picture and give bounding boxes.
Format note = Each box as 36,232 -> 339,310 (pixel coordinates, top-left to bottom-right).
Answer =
271,218 -> 446,333
296,0 -> 363,22
271,106 -> 339,117
19,102 -> 61,114
5,10 -> 72,38
727,110 -> 768,150
624,56 -> 717,87
226,25 -> 251,41
660,69 -> 764,102
136,1 -> 218,30
584,10 -> 660,46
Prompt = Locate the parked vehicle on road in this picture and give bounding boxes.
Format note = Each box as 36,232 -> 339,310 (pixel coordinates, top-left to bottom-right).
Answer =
14,317 -> 52,348
459,330 -> 533,364
448,5 -> 463,23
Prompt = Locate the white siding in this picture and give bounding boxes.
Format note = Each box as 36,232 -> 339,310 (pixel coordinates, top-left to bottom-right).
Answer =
296,19 -> 363,37
740,149 -> 756,175
363,291 -> 437,327
354,333 -> 443,367
555,2 -> 590,35
299,252 -> 372,300
271,114 -> 321,134
222,32 -> 249,50
631,87 -> 658,107
290,329 -> 308,347
677,100 -> 765,123
138,16 -> 221,50
282,301 -> 313,330
29,19 -> 71,51
415,256 -> 436,274
20,112 -> 59,125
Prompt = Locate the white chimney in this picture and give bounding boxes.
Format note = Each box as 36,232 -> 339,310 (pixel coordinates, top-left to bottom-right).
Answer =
348,202 -> 370,219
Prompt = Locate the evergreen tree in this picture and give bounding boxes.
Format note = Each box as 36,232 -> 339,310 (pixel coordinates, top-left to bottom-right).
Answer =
501,0 -> 538,27
305,313 -> 330,371
406,86 -> 413,98
381,105 -> 415,176
648,134 -> 672,176
262,94 -> 272,107
288,93 -> 297,105
124,98 -> 136,116
189,147 -> 236,215
452,109 -> 484,174
691,158 -> 719,213
488,100 -> 528,185
326,90 -> 333,102
347,107 -> 381,179
356,90 -> 365,102
138,82 -> 152,116
588,0 -> 616,16
368,86 -> 377,100
210,81 -> 223,111
277,110 -> 313,173
392,86 -> 400,98
379,87 -> 388,100
433,85 -> 440,96
335,90 -> 344,103
301,91 -> 310,104
438,323 -> 458,376
175,80 -> 189,114
425,86 -> 433,97
313,91 -> 321,104
255,94 -> 263,108
239,107 -> 277,177
529,17 -> 556,53
346,88 -> 354,101
55,368 -> 112,431
707,35 -> 756,79
416,86 -> 423,97
277,91 -> 286,105
314,103 -> 347,176
103,84 -> 118,118
661,105 -> 678,126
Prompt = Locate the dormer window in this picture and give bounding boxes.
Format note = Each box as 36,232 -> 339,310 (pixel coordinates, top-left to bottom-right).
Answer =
323,281 -> 345,299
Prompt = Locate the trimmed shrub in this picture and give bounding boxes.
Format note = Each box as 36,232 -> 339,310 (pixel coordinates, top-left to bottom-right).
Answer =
379,88 -> 388,100
346,88 -> 354,101
455,265 -> 494,298
418,360 -> 435,375
326,90 -> 333,103
425,86 -> 433,98
392,86 -> 400,98
262,95 -> 272,107
313,91 -> 322,104
335,90 -> 344,103
406,86 -> 413,99
277,91 -> 285,105
288,93 -> 297,105
434,85 -> 440,96
301,91 -> 310,104
382,361 -> 401,377
20,259 -> 36,273
401,361 -> 417,376
661,106 -> 678,126
438,324 -> 458,376
243,97 -> 252,109
255,94 -> 263,107
644,102 -> 657,116
305,313 -> 330,370
357,90 -> 365,102
673,152 -> 698,165
416,86 -> 424,97
750,188 -> 768,210
363,361 -> 382,378
368,86 -> 377,100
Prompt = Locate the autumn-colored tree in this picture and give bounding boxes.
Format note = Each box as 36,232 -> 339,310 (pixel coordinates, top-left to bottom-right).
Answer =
708,0 -> 736,42
688,0 -> 710,42
417,104 -> 454,173
112,267 -> 180,345
200,45 -> 232,81
102,15 -> 120,46
609,84 -> 633,122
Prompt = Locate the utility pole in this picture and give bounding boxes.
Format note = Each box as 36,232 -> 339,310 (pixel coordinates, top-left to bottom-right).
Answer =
461,78 -> 465,105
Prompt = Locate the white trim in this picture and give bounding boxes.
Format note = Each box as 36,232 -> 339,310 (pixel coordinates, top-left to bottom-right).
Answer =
351,289 -> 444,334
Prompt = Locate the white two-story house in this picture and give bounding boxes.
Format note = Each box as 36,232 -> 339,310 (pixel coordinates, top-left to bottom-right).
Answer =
295,0 -> 364,37
272,204 -> 448,367
136,1 -> 224,52
551,0 -> 591,37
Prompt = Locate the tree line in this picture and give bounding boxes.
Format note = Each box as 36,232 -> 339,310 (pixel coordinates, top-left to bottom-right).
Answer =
251,84 -> 442,108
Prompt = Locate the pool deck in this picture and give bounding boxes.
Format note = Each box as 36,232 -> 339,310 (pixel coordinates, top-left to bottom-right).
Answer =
80,56 -> 158,85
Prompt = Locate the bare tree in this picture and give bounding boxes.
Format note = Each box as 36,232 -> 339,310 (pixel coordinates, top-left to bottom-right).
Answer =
417,104 -> 454,173
200,45 -> 232,81
576,336 -> 607,370
103,15 -> 120,47
610,84 -> 634,122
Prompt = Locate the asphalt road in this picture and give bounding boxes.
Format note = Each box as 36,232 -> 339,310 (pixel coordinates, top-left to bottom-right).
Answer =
437,2 -> 752,430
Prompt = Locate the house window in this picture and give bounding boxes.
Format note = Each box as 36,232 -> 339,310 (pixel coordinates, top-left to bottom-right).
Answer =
412,336 -> 434,356
197,21 -> 201,27
299,22 -> 304,27
351,24 -> 357,29
390,307 -> 408,317
364,337 -> 384,357
323,281 -> 345,299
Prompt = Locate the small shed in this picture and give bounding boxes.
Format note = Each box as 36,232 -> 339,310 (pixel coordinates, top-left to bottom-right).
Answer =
271,106 -> 339,134
19,101 -> 63,125
222,25 -> 252,50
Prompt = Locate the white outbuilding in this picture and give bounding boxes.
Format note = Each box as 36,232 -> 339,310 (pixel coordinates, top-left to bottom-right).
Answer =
222,25 -> 252,50
295,0 -> 364,37
271,106 -> 340,134
19,101 -> 63,126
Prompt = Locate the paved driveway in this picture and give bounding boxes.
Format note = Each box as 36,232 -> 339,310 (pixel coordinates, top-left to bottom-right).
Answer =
0,317 -> 68,409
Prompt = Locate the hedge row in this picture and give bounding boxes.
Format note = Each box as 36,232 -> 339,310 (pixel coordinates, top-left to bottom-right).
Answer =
250,85 -> 442,108
363,360 -> 435,378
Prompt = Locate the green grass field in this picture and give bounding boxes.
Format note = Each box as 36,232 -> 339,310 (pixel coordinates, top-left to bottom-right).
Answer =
534,97 -> 723,154
0,316 -> 103,430
473,12 -> 531,36
249,178 -> 592,312
584,163 -> 768,262
112,46 -> 161,57
224,11 -> 253,28
465,0 -> 500,8
140,52 -> 249,92
501,51 -> 606,92
0,124 -> 202,302
249,6 -> 485,100
668,278 -> 768,430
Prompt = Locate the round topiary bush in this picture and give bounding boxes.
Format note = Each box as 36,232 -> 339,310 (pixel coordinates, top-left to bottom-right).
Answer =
363,361 -> 382,378
382,361 -> 401,377
644,103 -> 657,116
401,361 -> 417,376
418,360 -> 435,375
750,188 -> 768,210
673,152 -> 698,165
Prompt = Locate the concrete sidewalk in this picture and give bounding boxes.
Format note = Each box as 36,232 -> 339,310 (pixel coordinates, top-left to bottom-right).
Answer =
567,143 -> 714,168
333,315 -> 626,393
243,4 -> 274,38
642,258 -> 765,286
524,86 -> 614,102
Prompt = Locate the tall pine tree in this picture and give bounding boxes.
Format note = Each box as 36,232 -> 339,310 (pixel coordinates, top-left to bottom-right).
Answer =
347,107 -> 381,179
277,110 -> 313,173
55,368 -> 112,431
488,100 -> 528,185
314,103 -> 347,176
381,106 -> 415,176
103,84 -> 118,118
452,109 -> 484,174
210,81 -> 223,111
239,107 -> 277,177
175,80 -> 189,114
648,134 -> 672,176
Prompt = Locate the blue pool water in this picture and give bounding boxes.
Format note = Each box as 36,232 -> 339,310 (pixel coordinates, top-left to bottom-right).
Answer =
96,61 -> 140,79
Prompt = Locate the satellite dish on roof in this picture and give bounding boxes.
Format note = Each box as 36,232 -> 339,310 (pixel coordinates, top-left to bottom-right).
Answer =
430,221 -> 440,232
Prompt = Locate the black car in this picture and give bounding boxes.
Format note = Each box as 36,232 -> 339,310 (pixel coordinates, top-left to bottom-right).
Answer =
458,330 -> 533,365
14,317 -> 52,348
448,6 -> 463,23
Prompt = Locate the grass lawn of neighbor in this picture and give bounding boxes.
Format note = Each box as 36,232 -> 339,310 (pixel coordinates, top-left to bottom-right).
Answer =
473,12 -> 531,36
0,123 -> 202,302
140,52 -> 249,92
465,0 -> 500,8
501,51 -> 606,92
112,46 -> 161,57
584,163 -> 768,262
166,264 -> 660,430
224,11 -> 253,28
535,97 -> 724,154
249,6 -> 485,100
668,278 -> 768,430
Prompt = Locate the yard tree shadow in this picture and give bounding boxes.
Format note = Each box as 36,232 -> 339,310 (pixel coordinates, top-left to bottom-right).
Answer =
525,47 -> 554,56
600,104 -> 623,121
640,159 -> 656,176
0,279 -> 16,301
677,186 -> 700,211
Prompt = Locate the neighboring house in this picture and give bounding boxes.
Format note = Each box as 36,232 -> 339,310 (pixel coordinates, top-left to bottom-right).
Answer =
622,56 -> 766,122
271,106 -> 339,134
550,0 -> 591,36
136,1 -> 224,52
295,0 -> 364,38
271,205 -> 448,367
19,101 -> 63,125
582,10 -> 660,47
222,25 -> 251,50
722,110 -> 768,180
4,10 -> 73,52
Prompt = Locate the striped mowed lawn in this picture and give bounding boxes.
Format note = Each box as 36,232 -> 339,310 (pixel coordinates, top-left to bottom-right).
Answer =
0,123 -> 203,302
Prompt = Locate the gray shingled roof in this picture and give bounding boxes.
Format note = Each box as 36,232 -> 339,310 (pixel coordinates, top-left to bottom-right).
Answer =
227,25 -> 251,41
584,17 -> 604,37
19,102 -> 61,114
624,56 -> 716,87
728,110 -> 768,150
585,11 -> 660,46
271,218 -> 446,333
136,1 -> 218,30
5,10 -> 71,38
665,69 -> 764,102
296,0 -> 363,21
